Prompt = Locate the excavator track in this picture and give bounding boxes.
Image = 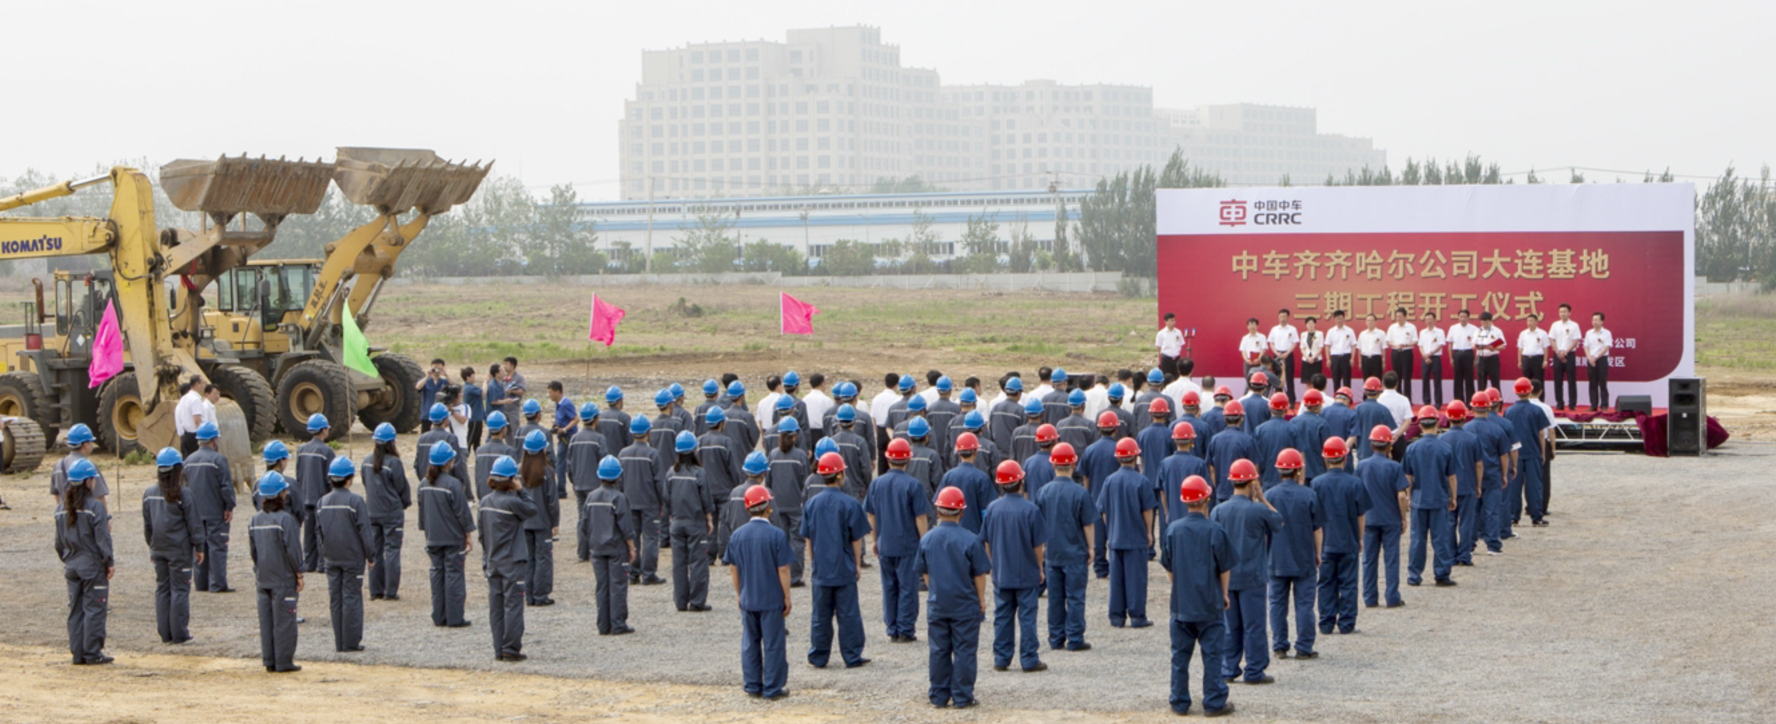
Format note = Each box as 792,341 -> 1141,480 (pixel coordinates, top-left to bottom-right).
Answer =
2,417 -> 47,473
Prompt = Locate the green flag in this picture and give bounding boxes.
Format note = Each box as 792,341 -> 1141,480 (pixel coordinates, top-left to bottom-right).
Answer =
341,300 -> 379,378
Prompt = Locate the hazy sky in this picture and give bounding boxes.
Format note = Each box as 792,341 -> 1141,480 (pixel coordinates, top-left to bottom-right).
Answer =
6,0 -> 1766,197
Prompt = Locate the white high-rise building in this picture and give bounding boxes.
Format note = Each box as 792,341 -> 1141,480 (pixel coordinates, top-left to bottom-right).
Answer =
1159,103 -> 1387,185
943,80 -> 1171,191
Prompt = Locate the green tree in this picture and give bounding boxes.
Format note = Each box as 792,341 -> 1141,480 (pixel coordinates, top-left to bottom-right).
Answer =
530,183 -> 604,275
741,238 -> 805,274
674,210 -> 741,273
957,212 -> 1001,273
819,239 -> 877,276
869,175 -> 946,194
1052,200 -> 1077,272
908,208 -> 941,256
1009,218 -> 1035,273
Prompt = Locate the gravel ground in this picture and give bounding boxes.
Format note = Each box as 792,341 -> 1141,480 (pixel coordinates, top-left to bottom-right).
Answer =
3,438 -> 1774,723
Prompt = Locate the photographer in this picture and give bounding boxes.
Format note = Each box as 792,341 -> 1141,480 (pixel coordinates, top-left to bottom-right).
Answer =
417,359 -> 451,433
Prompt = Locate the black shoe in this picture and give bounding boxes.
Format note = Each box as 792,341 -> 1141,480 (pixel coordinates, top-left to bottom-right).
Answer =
1406,579 -> 1422,587
1023,662 -> 1048,672
447,620 -> 473,628
688,603 -> 712,612
993,664 -> 1010,672
213,587 -> 237,593
612,625 -> 636,635
845,658 -> 871,669
1067,642 -> 1093,652
384,594 -> 400,601
82,655 -> 115,665
1109,620 -> 1126,628
790,581 -> 806,588
763,691 -> 788,701
1455,561 -> 1474,567
1172,706 -> 1192,716
370,595 -> 383,601
1385,602 -> 1405,608
642,576 -> 668,585
530,598 -> 555,606
953,700 -> 977,709
1205,703 -> 1236,717
1533,520 -> 1549,527
1340,628 -> 1360,634
339,646 -> 365,652
1435,579 -> 1458,587
170,636 -> 194,645
500,652 -> 527,662
1244,674 -> 1276,685
931,701 -> 950,709
1295,651 -> 1319,659
1503,532 -> 1519,540
630,575 -> 642,585
1130,619 -> 1154,628
1274,648 -> 1290,658
748,691 -> 763,699
274,665 -> 302,673
1319,627 -> 1334,635
1364,602 -> 1378,608
677,606 -> 688,612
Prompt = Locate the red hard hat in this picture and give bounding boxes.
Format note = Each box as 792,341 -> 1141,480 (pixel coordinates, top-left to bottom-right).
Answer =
1096,410 -> 1120,429
1049,442 -> 1078,466
1363,377 -> 1383,393
995,459 -> 1025,485
1035,424 -> 1059,443
1276,447 -> 1305,471
1514,377 -> 1533,395
1470,392 -> 1490,410
817,451 -> 846,475
1115,437 -> 1141,458
1322,436 -> 1349,460
1171,421 -> 1196,440
1269,392 -> 1289,411
1249,371 -> 1269,387
1369,424 -> 1394,444
1336,386 -> 1354,401
1445,400 -> 1469,422
934,486 -> 967,510
1486,388 -> 1503,404
1303,389 -> 1324,407
1180,475 -> 1213,504
1213,385 -> 1233,399
1228,458 -> 1258,482
1223,400 -> 1245,417
1180,390 -> 1201,406
1417,405 -> 1440,422
885,438 -> 912,461
1149,397 -> 1169,414
954,431 -> 979,452
744,485 -> 774,508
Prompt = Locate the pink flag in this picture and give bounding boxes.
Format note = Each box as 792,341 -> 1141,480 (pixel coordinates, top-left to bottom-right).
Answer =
780,292 -> 819,335
88,301 -> 123,389
588,294 -> 627,347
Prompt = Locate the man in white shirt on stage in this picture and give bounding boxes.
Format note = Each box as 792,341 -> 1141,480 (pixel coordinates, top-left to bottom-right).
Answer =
1583,312 -> 1614,412
1267,309 -> 1301,404
1473,312 -> 1506,394
1238,318 -> 1269,380
1448,309 -> 1479,404
1517,314 -> 1550,389
1417,312 -> 1447,406
1325,310 -> 1357,392
1357,313 -> 1387,384
1155,312 -> 1187,382
1298,316 -> 1325,394
1547,304 -> 1584,412
1385,308 -> 1419,403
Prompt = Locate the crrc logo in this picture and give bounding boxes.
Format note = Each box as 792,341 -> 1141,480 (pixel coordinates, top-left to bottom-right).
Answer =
1218,199 -> 1248,226
1219,198 -> 1303,227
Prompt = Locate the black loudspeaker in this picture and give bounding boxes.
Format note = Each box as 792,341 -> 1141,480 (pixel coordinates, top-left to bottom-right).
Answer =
1667,378 -> 1705,456
1617,395 -> 1652,416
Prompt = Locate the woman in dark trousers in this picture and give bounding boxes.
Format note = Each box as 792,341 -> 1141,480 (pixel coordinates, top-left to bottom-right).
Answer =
518,431 -> 561,607
249,472 -> 304,672
418,442 -> 476,627
462,366 -> 486,451
143,448 -> 202,644
479,456 -> 539,661
56,458 -> 114,665
362,424 -> 412,601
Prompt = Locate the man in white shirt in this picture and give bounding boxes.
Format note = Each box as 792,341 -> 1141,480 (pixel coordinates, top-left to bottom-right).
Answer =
173,374 -> 207,456
1417,311 -> 1447,406
918,370 -> 944,407
1583,312 -> 1615,411
1356,313 -> 1387,385
757,375 -> 785,424
1385,308 -> 1419,403
1378,371 -> 1413,431
1547,304 -> 1584,411
1267,308 -> 1301,404
1155,312 -> 1187,382
1083,374 -> 1112,420
1238,317 -> 1269,380
802,373 -> 836,425
1516,314 -> 1550,389
203,384 -> 221,431
1298,315 -> 1325,391
1325,310 -> 1358,392
1161,359 -> 1203,413
1031,366 -> 1056,402
868,372 -> 901,428
1448,308 -> 1480,404
1473,311 -> 1505,393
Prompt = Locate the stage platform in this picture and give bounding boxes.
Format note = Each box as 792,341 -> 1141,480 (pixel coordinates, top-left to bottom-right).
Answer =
1552,409 -> 1662,452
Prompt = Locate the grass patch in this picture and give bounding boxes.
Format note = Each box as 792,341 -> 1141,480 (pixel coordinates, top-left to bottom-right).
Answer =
1696,295 -> 1776,371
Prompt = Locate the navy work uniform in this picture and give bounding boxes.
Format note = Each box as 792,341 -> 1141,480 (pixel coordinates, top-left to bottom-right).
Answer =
906,428 -> 947,525
725,513 -> 793,699
864,465 -> 932,641
981,486 -> 1048,671
1022,449 -> 1055,500
417,443 -> 476,627
567,413 -> 607,562
1078,436 -> 1119,578
143,451 -> 202,644
581,456 -> 636,634
1035,464 -> 1097,650
1011,404 -> 1043,470
915,514 -> 992,708
596,388 -> 636,457
1099,459 -> 1158,627
700,415 -> 748,505
800,477 -> 872,668
987,388 -> 1026,455
296,425 -> 337,572
1266,469 -> 1322,657
1237,391 -> 1272,435
1205,425 -> 1258,504
316,459 -> 376,652
1353,398 -> 1395,460
248,474 -> 303,672
418,405 -> 471,491
1158,448 -> 1210,538
1505,397 -> 1550,528
767,438 -> 810,586
55,463 -> 114,665
1210,488 -> 1282,683
473,419 -> 519,501
519,445 -> 561,606
1253,416 -> 1297,490
184,438 -> 236,593
1403,427 -> 1459,586
938,459 -> 996,534
1291,407 -> 1333,481
1357,452 -> 1409,607
1312,464 -> 1370,633
361,430 -> 412,600
1471,408 -> 1515,554
1161,507 -> 1234,715
619,416 -> 666,583
666,454 -> 716,611
478,466 -> 540,661
1442,419 -> 1486,565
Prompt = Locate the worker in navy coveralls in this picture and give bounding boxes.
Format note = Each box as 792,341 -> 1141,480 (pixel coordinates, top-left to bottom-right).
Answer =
1209,458 -> 1282,685
800,451 -> 873,669
724,485 -> 794,700
1265,448 -> 1322,659
1033,445 -> 1097,651
1161,475 -> 1234,717
1099,437 -> 1158,628
1357,426 -> 1410,607
980,459 -> 1049,672
1311,437 -> 1370,634
915,486 -> 992,709
864,438 -> 932,642
1402,406 -> 1459,587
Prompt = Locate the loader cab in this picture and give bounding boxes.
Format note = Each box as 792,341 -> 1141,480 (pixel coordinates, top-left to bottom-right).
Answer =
53,270 -> 116,352
207,260 -> 319,355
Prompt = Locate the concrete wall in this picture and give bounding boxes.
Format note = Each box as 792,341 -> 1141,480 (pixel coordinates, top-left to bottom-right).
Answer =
1696,278 -> 1764,297
388,271 -> 1134,293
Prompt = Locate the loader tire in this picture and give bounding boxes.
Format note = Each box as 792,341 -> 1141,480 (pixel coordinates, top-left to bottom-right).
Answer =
357,352 -> 425,434
0,371 -> 57,443
276,360 -> 355,441
207,364 -> 276,444
97,372 -> 147,457
2,416 -> 47,473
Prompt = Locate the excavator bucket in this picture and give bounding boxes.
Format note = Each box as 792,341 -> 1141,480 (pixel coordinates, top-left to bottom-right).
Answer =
159,156 -> 335,218
332,147 -> 490,215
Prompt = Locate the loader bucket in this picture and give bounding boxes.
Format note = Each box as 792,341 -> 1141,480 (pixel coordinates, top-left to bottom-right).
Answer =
159,156 -> 334,218
332,147 -> 490,215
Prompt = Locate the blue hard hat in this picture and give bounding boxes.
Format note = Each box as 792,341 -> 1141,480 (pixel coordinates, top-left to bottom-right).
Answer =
630,415 -> 651,435
777,416 -> 800,433
1024,398 -> 1044,416
964,410 -> 984,430
815,437 -> 839,457
835,381 -> 855,398
605,386 -> 624,403
1006,377 -> 1024,393
1069,389 -> 1086,407
262,439 -> 290,463
68,458 -> 99,482
908,417 -> 930,438
598,455 -> 623,480
490,455 -> 519,479
907,395 -> 926,412
727,380 -> 745,397
669,382 -> 685,399
706,406 -> 727,426
155,447 -> 182,469
784,371 -> 801,387
936,376 -> 953,392
196,421 -> 220,441
1148,368 -> 1165,384
307,413 -> 330,432
959,388 -> 977,404
256,471 -> 289,497
429,441 -> 456,466
579,402 -> 600,421
675,430 -> 698,453
522,399 -> 542,417
523,430 -> 548,453
1108,383 -> 1126,401
776,394 -> 795,411
66,423 -> 95,446
373,422 -> 397,442
743,451 -> 769,476
654,388 -> 673,407
328,456 -> 356,478
703,379 -> 720,395
835,403 -> 856,422
431,403 -> 450,422
898,375 -> 915,392
1051,368 -> 1067,383
486,410 -> 508,431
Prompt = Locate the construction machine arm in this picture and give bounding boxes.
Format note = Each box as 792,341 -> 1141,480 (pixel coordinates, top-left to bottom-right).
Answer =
0,174 -> 109,213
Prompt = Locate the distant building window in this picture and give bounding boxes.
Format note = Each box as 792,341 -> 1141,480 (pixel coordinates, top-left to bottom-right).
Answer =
691,51 -> 704,63
691,70 -> 704,82
790,50 -> 802,62
746,48 -> 759,61
727,49 -> 741,62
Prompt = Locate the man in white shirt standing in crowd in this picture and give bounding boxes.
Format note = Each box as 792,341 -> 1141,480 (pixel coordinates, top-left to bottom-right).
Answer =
1357,313 -> 1387,385
1473,312 -> 1505,393
1546,304 -> 1584,412
1161,359 -> 1202,413
1517,314 -> 1550,390
1584,312 -> 1614,412
1448,309 -> 1479,404
1298,315 -> 1325,394
1378,371 -> 1413,433
1155,312 -> 1187,382
1326,310 -> 1357,392
1417,311 -> 1447,406
174,374 -> 207,456
1238,318 -> 1269,380
1268,308 -> 1301,405
1385,308 -> 1418,404
803,373 -> 836,427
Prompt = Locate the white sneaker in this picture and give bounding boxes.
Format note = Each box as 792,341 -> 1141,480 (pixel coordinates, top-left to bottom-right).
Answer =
1485,549 -> 1503,556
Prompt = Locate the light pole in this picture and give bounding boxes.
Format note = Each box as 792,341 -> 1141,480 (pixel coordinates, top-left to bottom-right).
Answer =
854,213 -> 870,246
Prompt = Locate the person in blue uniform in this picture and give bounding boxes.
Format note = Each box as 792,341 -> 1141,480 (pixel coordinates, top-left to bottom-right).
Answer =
1135,400 -> 1175,555
1311,437 -> 1369,634
767,417 -> 811,586
1252,394 -> 1298,490
1357,426 -> 1409,608
1034,449 -> 1096,651
1011,398 -> 1045,471
1322,387 -> 1360,459
917,487 -> 993,709
417,442 -> 475,627
724,485 -> 794,700
1099,437 -> 1158,628
1209,458 -> 1282,685
248,472 -> 303,672
830,404 -> 876,502
1504,377 -> 1551,529
1080,417 -> 1122,578
718,454 -> 770,561
1291,390 -> 1334,482
1403,406 -> 1459,587
479,455 -> 539,661
904,417 -> 946,525
518,431 -> 561,606
1158,423 -> 1210,537
864,438 -> 932,642
1205,401 -> 1258,505
1265,448 -> 1322,659
980,460 -> 1049,673
1040,368 -> 1071,424
1134,367 -> 1171,429
474,412 -> 518,501
297,413 -> 337,572
567,403 -> 606,562
667,435 -> 716,612
699,406 -> 748,508
1236,372 -> 1273,435
1353,378 -> 1396,461
1470,391 -> 1516,556
144,448 -> 202,644
416,404 -> 468,492
1161,476 -> 1234,717
800,452 -> 872,669
186,422 -> 236,593
1200,386 -> 1233,441
56,458 -> 114,665
597,386 -> 635,459
988,376 -> 1027,456
1175,391 -> 1211,455
315,456 -> 376,652
619,414 -> 667,585
1055,389 -> 1095,453
1439,401 -> 1487,567
939,433 -> 997,533
362,424 -> 411,601
1023,424 -> 1059,500
582,454 -> 636,635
